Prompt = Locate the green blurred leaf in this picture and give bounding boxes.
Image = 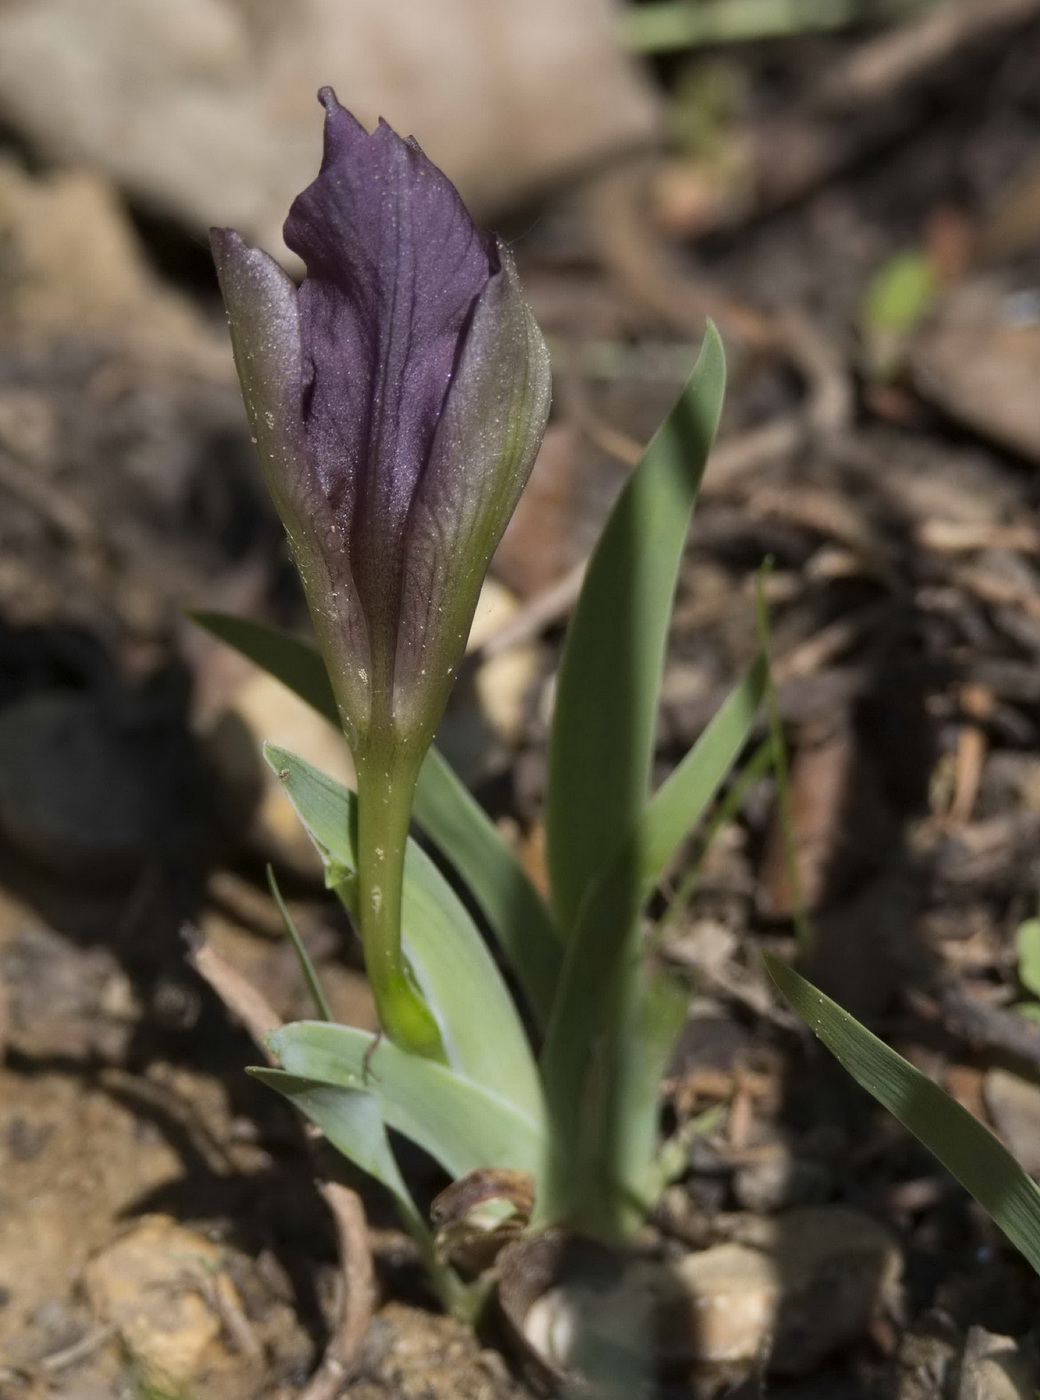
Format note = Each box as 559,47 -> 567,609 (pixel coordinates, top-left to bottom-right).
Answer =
270,1021 -> 545,1180
265,745 -> 543,1122
1016,919 -> 1040,1002
545,322 -> 726,934
192,610 -> 560,1024
766,953 -> 1040,1277
860,249 -> 938,378
624,0 -> 933,53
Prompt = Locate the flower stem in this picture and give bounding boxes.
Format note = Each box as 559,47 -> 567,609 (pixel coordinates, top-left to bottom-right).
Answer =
354,747 -> 447,1062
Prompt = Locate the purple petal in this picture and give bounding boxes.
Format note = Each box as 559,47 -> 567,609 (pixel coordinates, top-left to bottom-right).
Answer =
210,226 -> 371,737
284,88 -> 494,704
394,244 -> 552,728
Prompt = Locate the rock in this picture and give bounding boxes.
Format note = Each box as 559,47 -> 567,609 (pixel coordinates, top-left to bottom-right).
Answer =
84,1216 -> 242,1389
957,1327 -> 1037,1400
910,279 -> 1040,464
668,1243 -> 776,1368
0,157 -> 225,371
671,1206 -> 902,1375
0,0 -> 658,254
205,666 -> 355,873
983,1068 -> 1040,1176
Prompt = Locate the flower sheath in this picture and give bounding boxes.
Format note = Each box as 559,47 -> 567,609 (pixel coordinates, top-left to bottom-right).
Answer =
212,89 -> 551,1058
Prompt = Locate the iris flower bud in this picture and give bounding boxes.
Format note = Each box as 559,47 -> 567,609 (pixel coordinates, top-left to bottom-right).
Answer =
212,89 -> 551,1059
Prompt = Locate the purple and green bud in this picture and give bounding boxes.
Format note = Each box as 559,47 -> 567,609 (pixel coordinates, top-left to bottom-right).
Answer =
212,89 -> 550,1059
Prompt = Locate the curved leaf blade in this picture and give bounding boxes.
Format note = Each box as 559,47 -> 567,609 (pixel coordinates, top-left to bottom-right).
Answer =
766,953 -> 1040,1277
192,610 -> 560,1023
270,1020 -> 545,1182
265,744 -> 543,1121
546,323 -> 726,934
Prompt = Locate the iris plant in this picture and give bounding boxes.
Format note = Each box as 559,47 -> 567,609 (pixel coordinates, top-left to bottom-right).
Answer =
200,84 -> 1040,1332
212,89 -> 550,1060
202,88 -> 769,1313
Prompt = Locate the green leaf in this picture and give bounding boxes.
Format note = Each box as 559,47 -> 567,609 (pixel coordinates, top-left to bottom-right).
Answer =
191,610 -> 560,1024
1016,919 -> 1040,1002
267,865 -> 332,1021
251,1067 -> 473,1315
765,953 -> 1040,1278
545,323 -> 726,934
265,745 -> 543,1122
270,1021 -> 545,1181
612,968 -> 692,1213
539,651 -> 763,1232
251,1067 -> 412,1199
416,747 -> 561,1027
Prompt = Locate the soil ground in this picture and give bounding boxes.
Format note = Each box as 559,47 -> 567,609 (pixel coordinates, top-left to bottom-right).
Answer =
3,6 -> 1040,1397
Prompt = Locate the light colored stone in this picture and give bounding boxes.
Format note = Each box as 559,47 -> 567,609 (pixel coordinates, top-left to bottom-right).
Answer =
206,666 -> 355,872
984,1067 -> 1040,1176
84,1216 -> 240,1387
911,279 -> 1040,464
671,1242 -> 777,1366
673,1206 -> 902,1374
0,157 -> 225,371
0,0 -> 658,257
957,1326 -> 1037,1400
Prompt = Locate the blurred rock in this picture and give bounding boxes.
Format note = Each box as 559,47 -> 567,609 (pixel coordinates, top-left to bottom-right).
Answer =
671,1206 -> 902,1374
0,157 -> 225,371
732,1148 -> 833,1213
84,1216 -> 244,1389
0,0 -> 659,255
436,577 -> 541,782
911,279 -> 1040,464
957,1327 -> 1037,1400
983,1067 -> 1040,1176
205,666 -> 355,873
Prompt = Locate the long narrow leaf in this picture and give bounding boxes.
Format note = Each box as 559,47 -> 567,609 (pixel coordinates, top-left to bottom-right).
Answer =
415,747 -> 561,1025
266,745 -> 543,1122
545,324 -> 726,934
192,610 -> 560,1022
267,864 -> 333,1021
539,651 -> 764,1228
270,1021 -> 545,1181
766,954 -> 1040,1277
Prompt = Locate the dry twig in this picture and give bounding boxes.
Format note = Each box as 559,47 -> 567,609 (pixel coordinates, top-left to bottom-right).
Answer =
187,930 -> 376,1397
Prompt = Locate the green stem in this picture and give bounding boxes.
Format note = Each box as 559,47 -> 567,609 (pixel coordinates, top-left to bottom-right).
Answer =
354,746 -> 447,1062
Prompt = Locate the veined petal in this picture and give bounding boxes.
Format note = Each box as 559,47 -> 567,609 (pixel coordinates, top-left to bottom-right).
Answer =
210,227 -> 370,736
284,87 -> 495,711
394,245 -> 551,734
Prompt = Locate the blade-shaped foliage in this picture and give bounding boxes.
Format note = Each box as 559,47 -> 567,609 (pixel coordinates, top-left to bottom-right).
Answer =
414,746 -> 561,1025
539,652 -> 764,1231
270,1021 -> 545,1181
251,1067 -> 411,1198
766,954 -> 1040,1277
192,610 -> 560,1023
545,323 -> 725,935
251,1067 -> 472,1314
267,865 -> 333,1021
265,745 -> 543,1121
